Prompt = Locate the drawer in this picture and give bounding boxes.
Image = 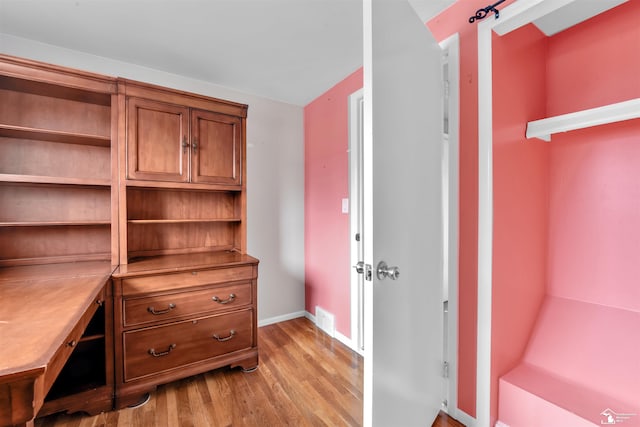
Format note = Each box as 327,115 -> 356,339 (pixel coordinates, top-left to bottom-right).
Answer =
123,281 -> 252,327
123,309 -> 254,381
121,266 -> 255,296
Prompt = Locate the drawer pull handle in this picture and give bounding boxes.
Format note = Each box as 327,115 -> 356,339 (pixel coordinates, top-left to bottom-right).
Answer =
148,343 -> 177,357
67,340 -> 77,348
147,303 -> 176,315
212,293 -> 236,304
213,330 -> 236,342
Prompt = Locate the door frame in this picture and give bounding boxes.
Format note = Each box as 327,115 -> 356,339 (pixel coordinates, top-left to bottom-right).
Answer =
475,1 -> 607,426
439,32 -> 461,421
349,87 -> 365,356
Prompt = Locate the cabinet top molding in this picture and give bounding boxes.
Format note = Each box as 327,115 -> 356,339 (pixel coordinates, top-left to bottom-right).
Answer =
0,54 -> 248,118
118,78 -> 248,118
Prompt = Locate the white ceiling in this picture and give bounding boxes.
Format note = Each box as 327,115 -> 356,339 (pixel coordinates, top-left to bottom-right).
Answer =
0,0 -> 455,106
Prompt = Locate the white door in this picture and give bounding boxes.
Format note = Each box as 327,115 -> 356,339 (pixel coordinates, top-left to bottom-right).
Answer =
363,0 -> 444,426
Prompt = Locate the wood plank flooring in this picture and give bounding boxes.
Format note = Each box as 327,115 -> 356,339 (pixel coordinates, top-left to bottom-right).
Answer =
35,317 -> 464,427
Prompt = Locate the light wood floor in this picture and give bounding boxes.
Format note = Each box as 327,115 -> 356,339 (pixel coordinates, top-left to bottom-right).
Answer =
36,317 -> 464,427
36,317 -> 363,427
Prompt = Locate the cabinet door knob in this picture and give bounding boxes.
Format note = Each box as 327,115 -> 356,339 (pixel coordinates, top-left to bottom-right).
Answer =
182,136 -> 190,153
192,137 -> 198,153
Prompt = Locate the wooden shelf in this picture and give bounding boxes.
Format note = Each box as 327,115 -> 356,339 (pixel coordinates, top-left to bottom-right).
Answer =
526,98 -> 640,141
128,218 -> 241,224
0,253 -> 112,267
80,334 -> 105,343
0,124 -> 111,147
0,221 -> 111,227
126,179 -> 242,192
0,173 -> 111,187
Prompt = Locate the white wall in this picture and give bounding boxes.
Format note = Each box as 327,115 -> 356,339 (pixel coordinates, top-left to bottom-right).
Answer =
0,34 -> 305,323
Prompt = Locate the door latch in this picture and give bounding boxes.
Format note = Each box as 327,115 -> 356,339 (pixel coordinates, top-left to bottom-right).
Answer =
354,262 -> 373,282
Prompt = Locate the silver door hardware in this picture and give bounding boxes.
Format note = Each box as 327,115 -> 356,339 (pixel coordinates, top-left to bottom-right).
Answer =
355,262 -> 373,281
376,261 -> 400,280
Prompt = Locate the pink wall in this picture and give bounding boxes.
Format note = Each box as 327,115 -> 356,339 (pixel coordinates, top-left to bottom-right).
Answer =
304,68 -> 363,338
490,24 -> 549,425
546,0 -> 640,312
536,1 -> 640,407
497,2 -> 640,423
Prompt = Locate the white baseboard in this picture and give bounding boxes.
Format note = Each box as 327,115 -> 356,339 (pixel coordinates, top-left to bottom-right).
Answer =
260,310 -> 363,356
258,311 -> 306,327
304,311 -> 362,355
451,408 -> 476,427
304,310 -> 315,322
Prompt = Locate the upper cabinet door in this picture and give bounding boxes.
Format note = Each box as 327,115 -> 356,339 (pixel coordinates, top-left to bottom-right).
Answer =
127,97 -> 190,182
191,110 -> 242,186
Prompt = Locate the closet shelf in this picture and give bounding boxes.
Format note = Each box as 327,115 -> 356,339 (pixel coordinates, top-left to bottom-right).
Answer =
526,98 -> 640,141
0,124 -> 111,147
128,218 -> 242,224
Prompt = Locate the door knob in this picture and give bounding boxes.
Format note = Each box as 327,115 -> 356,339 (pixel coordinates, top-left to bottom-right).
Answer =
376,261 -> 400,280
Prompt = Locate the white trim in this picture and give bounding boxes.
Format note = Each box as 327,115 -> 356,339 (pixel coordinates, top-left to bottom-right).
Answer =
335,330 -> 364,355
452,408 -> 477,427
476,16 -> 494,427
349,87 -> 365,356
526,98 -> 640,141
492,0 -> 576,36
440,32 -> 461,420
362,2 -> 374,426
258,311 -> 306,327
304,311 -> 364,355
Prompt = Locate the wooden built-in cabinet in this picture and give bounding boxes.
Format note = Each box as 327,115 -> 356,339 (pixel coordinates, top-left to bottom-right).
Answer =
114,79 -> 256,407
126,96 -> 242,186
111,252 -> 259,408
0,63 -> 117,267
0,55 -> 117,426
0,55 -> 257,425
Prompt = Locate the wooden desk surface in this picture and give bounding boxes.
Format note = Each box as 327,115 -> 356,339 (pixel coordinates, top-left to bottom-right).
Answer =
0,261 -> 115,426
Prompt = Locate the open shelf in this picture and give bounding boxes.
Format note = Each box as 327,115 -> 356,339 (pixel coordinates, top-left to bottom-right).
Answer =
0,173 -> 111,187
0,74 -> 112,106
128,218 -> 241,224
126,179 -> 243,192
0,221 -> 111,227
0,124 -> 111,147
526,98 -> 640,141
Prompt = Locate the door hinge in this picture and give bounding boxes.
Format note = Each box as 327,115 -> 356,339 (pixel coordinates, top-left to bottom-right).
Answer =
355,232 -> 361,242
442,361 -> 449,378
